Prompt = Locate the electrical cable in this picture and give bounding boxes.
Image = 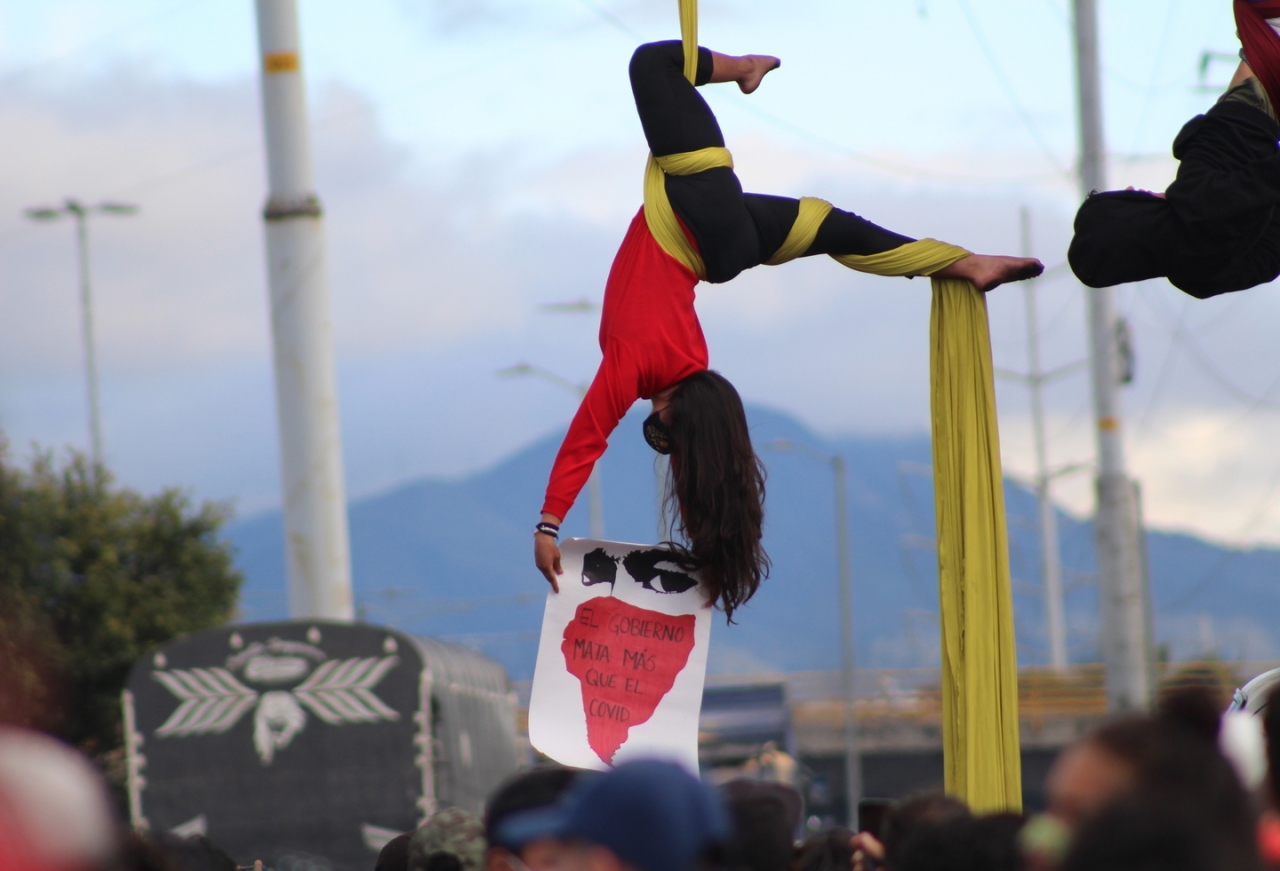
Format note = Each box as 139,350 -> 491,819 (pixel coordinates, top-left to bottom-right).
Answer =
1130,0 -> 1180,153
572,0 -> 1071,185
954,0 -> 1070,176
1136,290 -> 1187,435
1144,285 -> 1280,409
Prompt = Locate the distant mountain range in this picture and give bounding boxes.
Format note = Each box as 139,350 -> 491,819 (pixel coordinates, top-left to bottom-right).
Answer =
226,406 -> 1280,681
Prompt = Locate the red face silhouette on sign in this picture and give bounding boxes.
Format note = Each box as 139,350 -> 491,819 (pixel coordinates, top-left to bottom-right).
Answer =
561,597 -> 697,764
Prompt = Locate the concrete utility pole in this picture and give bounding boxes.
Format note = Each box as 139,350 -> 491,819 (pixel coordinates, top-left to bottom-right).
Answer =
1018,208 -> 1069,672
25,199 -> 137,471
1071,0 -> 1151,709
254,0 -> 353,621
766,439 -> 860,822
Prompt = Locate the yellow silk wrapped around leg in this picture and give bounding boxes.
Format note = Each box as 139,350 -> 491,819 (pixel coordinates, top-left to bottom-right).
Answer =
929,277 -> 1022,812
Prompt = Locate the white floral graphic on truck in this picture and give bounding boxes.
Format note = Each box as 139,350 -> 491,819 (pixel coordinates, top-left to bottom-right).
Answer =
152,635 -> 401,765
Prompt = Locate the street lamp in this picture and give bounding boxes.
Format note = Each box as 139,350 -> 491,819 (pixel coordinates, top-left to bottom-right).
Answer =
765,437 -> 860,823
25,198 -> 139,468
498,362 -> 605,540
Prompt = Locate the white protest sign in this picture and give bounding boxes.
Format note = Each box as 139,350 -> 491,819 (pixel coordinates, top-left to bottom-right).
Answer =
528,538 -> 712,772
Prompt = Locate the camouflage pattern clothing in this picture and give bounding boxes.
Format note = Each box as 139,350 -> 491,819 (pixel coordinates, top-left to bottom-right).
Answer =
410,808 -> 487,871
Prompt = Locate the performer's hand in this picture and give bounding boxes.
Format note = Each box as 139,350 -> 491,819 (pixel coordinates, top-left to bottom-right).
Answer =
535,532 -> 563,592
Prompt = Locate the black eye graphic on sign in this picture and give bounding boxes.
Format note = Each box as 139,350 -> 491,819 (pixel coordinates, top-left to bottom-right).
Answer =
621,549 -> 698,594
581,548 -> 620,591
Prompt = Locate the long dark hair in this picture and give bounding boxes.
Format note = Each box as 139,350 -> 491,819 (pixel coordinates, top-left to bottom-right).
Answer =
662,370 -> 768,621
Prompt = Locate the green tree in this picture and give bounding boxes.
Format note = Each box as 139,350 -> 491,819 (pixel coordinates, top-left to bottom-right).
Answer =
0,440 -> 242,760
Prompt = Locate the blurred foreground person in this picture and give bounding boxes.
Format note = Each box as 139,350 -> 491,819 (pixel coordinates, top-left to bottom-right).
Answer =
497,759 -> 730,871
1062,797 -> 1214,871
1259,683 -> 1280,868
1033,687 -> 1260,871
849,793 -> 970,871
893,813 -> 1024,871
485,764 -> 583,871
719,779 -> 802,871
791,828 -> 851,871
145,835 -> 237,871
0,726 -> 117,871
410,808 -> 486,871
376,836 -> 412,871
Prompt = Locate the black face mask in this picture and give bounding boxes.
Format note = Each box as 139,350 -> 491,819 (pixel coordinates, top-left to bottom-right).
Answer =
642,411 -> 672,455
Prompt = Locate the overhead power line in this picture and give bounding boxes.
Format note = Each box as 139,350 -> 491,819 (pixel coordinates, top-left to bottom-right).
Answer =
955,0 -> 1071,176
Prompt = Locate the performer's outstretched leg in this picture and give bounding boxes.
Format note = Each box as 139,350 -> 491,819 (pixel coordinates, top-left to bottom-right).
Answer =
631,41 -> 1040,291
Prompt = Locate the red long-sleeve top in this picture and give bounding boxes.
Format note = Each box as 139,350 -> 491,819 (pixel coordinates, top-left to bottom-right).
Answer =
541,208 -> 708,520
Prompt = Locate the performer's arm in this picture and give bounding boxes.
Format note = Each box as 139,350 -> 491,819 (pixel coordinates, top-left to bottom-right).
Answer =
535,349 -> 640,589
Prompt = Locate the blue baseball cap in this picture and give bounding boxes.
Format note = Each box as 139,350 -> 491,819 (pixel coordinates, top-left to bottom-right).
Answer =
495,760 -> 731,871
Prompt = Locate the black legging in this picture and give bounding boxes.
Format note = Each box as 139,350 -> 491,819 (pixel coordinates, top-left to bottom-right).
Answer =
630,41 -> 912,285
1069,88 -> 1280,298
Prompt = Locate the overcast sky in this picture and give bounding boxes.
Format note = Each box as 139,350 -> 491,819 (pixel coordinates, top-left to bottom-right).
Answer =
3,0 -> 1280,549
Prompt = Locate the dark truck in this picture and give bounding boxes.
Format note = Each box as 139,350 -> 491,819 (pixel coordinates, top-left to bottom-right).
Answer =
122,620 -> 520,871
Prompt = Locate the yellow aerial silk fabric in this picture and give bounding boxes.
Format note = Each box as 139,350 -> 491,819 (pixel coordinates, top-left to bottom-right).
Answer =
651,0 -> 1022,811
930,279 -> 1023,813
640,0 -> 720,279
643,148 -> 733,280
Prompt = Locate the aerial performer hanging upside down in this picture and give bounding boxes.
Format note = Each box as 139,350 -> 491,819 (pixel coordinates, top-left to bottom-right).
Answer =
1070,0 -> 1280,297
533,41 -> 1044,618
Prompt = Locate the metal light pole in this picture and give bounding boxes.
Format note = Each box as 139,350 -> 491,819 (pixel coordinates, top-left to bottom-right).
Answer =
1071,0 -> 1152,708
995,208 -> 1074,671
25,199 -> 138,469
1023,211 -> 1068,673
766,438 -> 860,822
255,0 -> 353,621
498,362 -> 605,539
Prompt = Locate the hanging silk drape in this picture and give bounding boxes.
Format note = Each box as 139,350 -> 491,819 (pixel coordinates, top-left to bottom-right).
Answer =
930,280 -> 1022,812
654,0 -> 1021,811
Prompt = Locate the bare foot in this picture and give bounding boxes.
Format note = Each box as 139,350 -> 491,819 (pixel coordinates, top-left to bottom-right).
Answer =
737,55 -> 780,94
710,52 -> 780,94
933,254 -> 1044,293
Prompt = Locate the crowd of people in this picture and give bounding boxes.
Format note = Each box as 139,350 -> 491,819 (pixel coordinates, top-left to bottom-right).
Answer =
3,683 -> 1280,871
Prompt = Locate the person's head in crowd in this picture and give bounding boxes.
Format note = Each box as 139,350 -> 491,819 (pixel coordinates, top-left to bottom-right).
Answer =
719,779 -> 802,871
0,726 -> 118,871
1258,684 -> 1280,868
1061,795 -> 1214,871
497,759 -> 730,871
1265,684 -> 1280,808
484,764 -> 582,871
376,834 -> 412,871
115,832 -> 179,871
893,813 -> 1024,871
791,828 -> 852,871
1048,687 -> 1243,828
878,793 -> 970,871
145,835 -> 237,871
1042,686 -> 1259,871
411,808 -> 486,871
